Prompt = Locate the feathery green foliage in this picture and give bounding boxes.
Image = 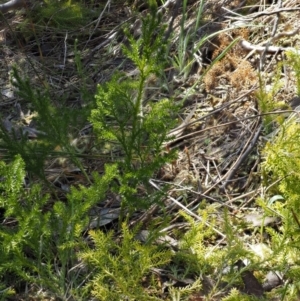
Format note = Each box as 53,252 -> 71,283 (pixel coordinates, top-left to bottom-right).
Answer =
169,278 -> 202,301
221,288 -> 257,301
90,7 -> 178,211
174,206 -> 271,300
0,67 -> 91,180
80,223 -> 172,301
34,0 -> 96,31
0,156 -> 116,299
259,50 -> 300,300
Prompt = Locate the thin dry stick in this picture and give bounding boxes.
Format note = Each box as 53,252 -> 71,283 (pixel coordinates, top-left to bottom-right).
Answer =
201,127 -> 261,196
149,179 -> 226,238
259,0 -> 282,69
165,88 -> 258,146
153,178 -> 230,206
252,6 -> 300,18
84,0 -> 112,50
206,160 -> 210,187
238,193 -> 260,210
63,32 -> 68,67
221,121 -> 262,189
240,39 -> 294,54
169,108 -> 295,146
212,159 -> 222,182
225,6 -> 300,20
165,105 -> 197,145
226,189 -> 258,204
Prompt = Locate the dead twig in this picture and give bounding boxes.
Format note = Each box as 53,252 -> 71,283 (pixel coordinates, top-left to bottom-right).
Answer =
240,39 -> 294,54
0,0 -> 26,13
221,121 -> 262,189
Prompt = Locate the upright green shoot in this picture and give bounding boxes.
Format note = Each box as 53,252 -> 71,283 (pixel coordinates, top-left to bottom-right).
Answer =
90,5 -> 178,210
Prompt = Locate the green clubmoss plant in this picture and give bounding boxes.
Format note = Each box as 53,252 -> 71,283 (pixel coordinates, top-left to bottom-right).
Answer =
80,222 -> 172,301
174,206 -> 267,300
0,155 -> 117,299
90,3 -> 178,211
221,288 -> 257,301
259,50 -> 300,300
32,0 -> 96,31
0,67 -> 91,181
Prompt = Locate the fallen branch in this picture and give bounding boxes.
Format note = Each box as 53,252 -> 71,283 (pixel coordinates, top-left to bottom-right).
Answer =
0,0 -> 27,13
239,39 -> 294,54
